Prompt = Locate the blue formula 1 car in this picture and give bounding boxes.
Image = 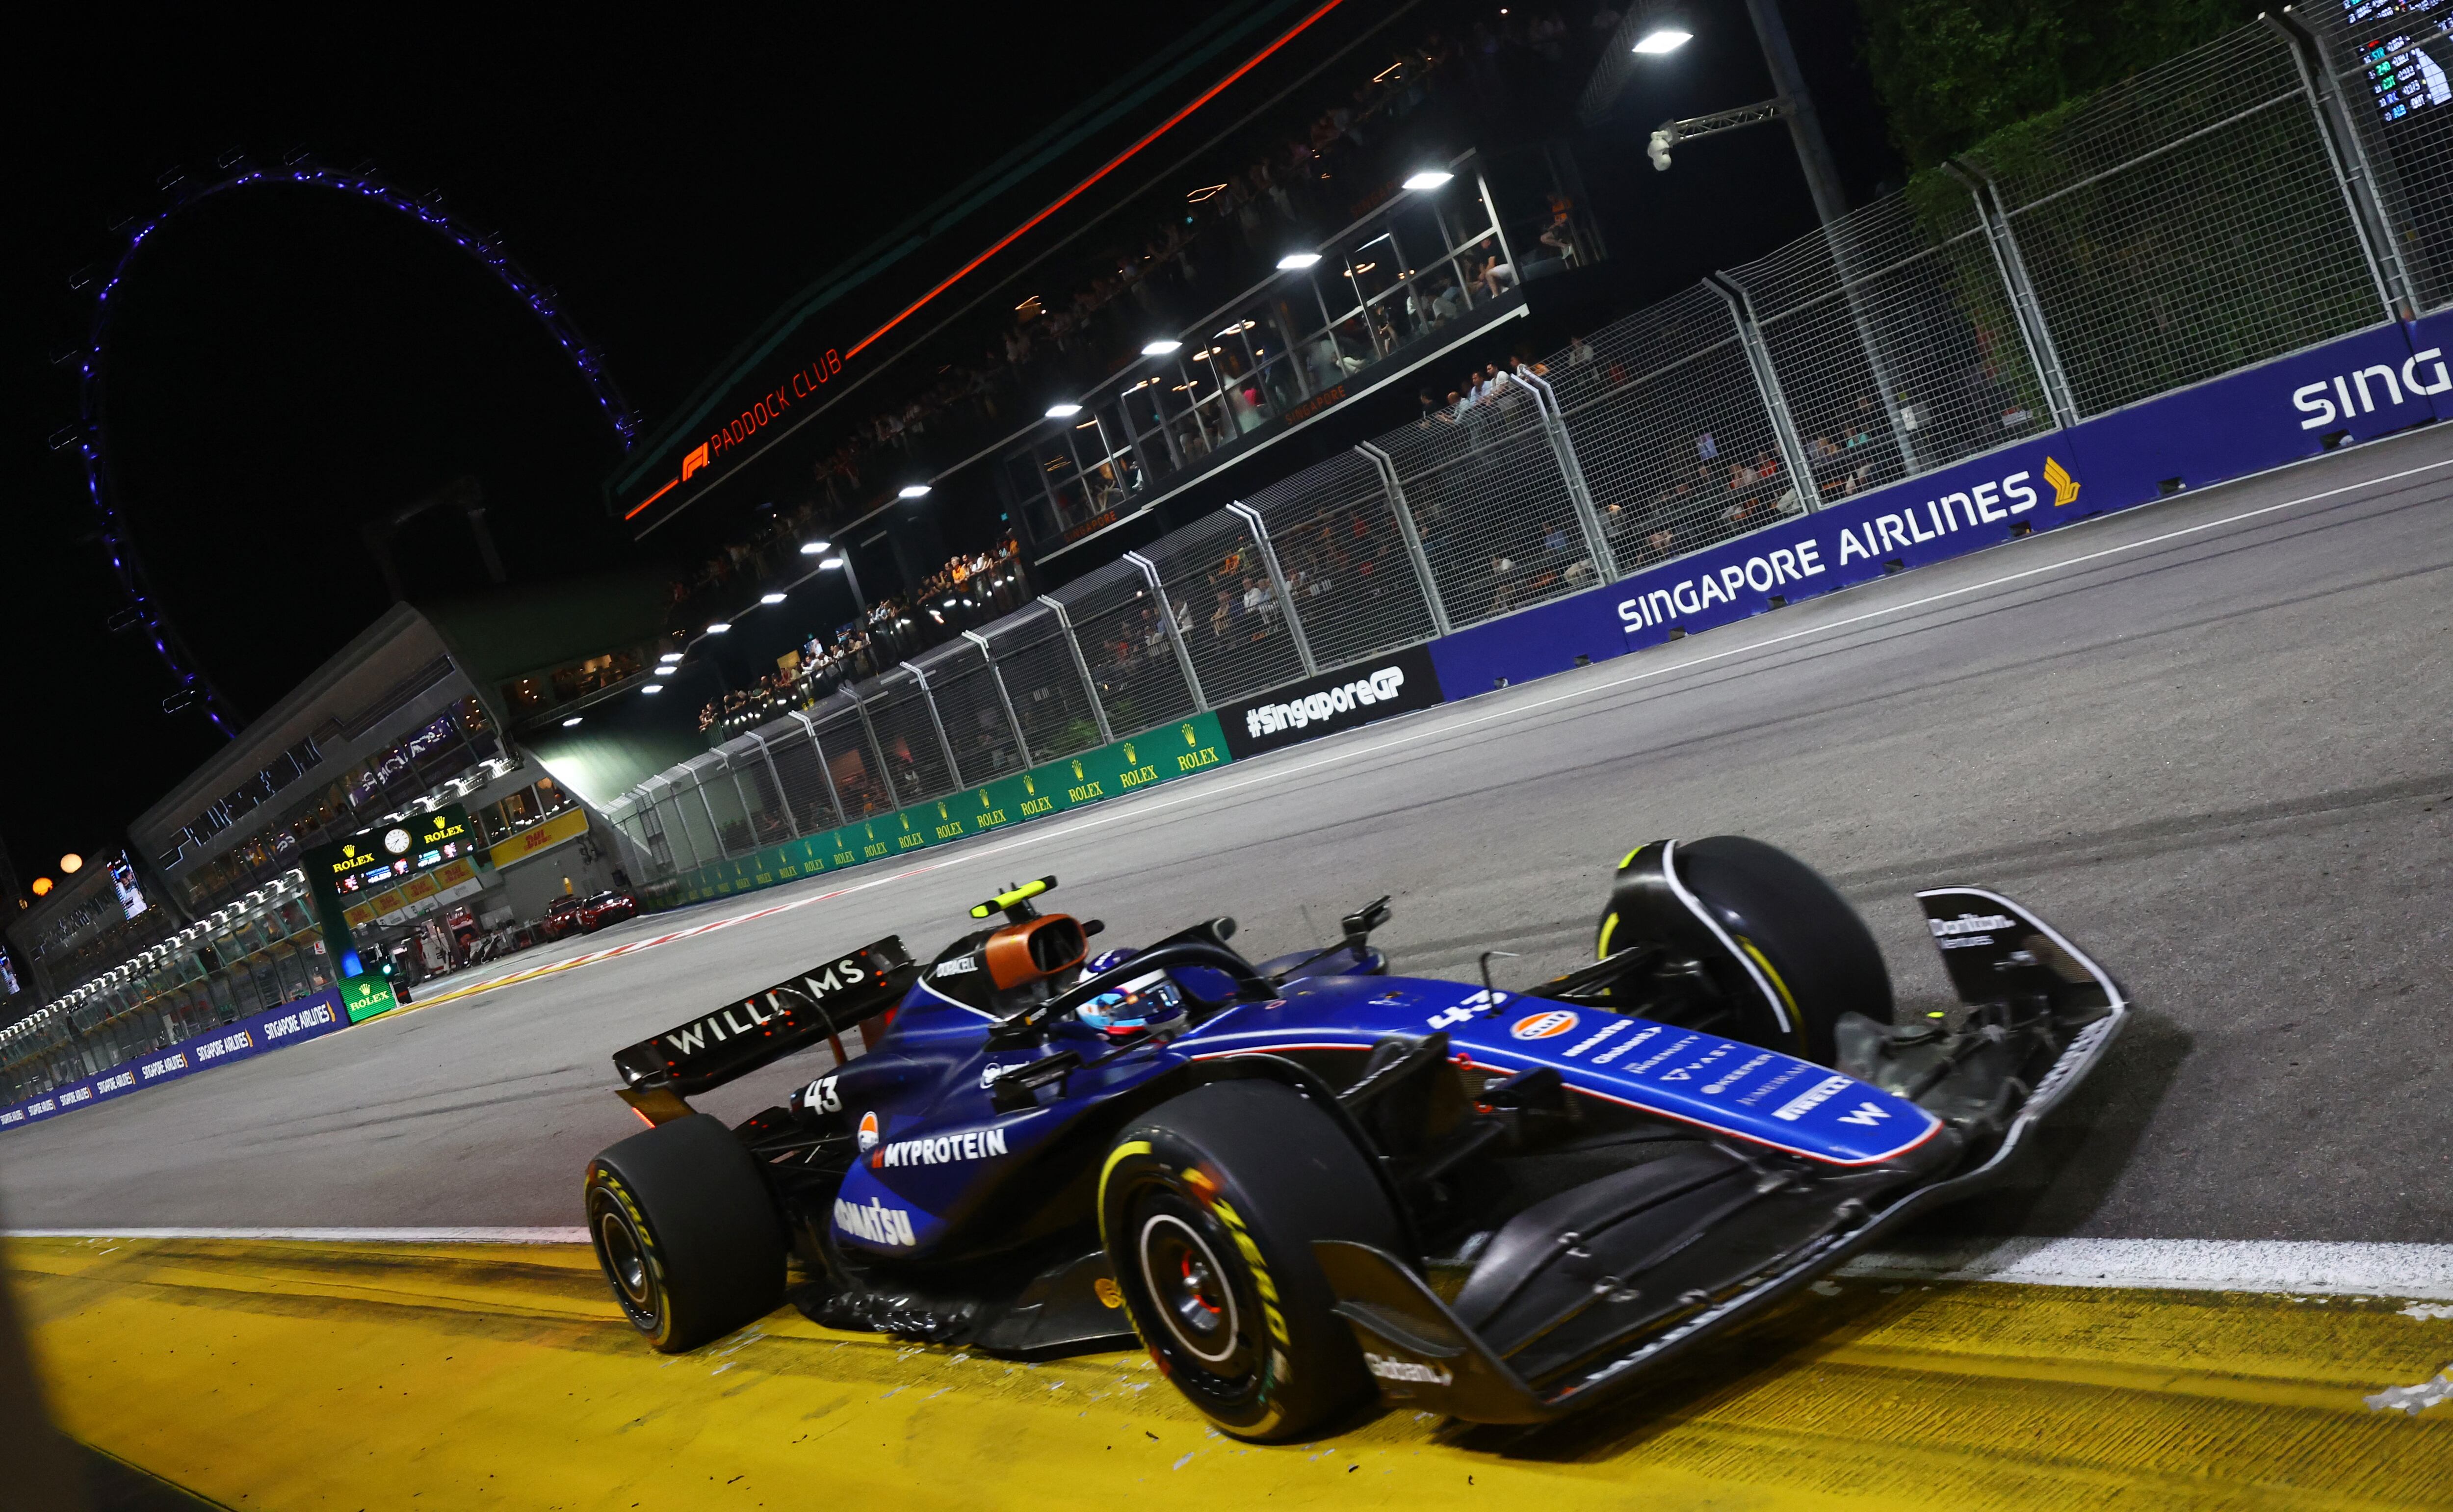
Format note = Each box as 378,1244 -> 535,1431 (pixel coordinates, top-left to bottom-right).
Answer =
584,836 -> 2126,1440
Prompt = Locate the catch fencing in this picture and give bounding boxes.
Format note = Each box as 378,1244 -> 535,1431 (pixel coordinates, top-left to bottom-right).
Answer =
605,16 -> 2453,886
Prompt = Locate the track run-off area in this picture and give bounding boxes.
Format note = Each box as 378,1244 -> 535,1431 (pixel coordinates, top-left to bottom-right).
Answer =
7,424 -> 2452,1507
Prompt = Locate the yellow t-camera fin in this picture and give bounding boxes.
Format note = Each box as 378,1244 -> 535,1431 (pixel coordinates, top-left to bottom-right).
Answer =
969,876 -> 1058,920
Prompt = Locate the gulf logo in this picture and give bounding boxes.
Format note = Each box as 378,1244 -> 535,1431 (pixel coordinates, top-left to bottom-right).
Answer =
857,1111 -> 880,1152
1510,1010 -> 1580,1041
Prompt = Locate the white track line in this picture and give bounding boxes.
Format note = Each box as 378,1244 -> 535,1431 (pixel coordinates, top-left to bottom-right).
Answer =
6,1226 -> 590,1245
13,1229 -> 2453,1299
1843,1237 -> 2453,1300
371,445 -> 2453,1017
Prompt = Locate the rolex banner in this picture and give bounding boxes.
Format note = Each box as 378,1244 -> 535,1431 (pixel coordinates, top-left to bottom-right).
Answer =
1219,644 -> 1446,761
652,714 -> 1234,907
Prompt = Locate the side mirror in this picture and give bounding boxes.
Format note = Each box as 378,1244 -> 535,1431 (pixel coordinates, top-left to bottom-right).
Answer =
1341,896 -> 1393,952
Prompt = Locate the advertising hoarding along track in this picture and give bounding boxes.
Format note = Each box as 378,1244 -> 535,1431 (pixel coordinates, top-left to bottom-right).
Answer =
0,988 -> 350,1133
648,714 -> 1233,907
642,312 -> 2453,914
1219,644 -> 1444,760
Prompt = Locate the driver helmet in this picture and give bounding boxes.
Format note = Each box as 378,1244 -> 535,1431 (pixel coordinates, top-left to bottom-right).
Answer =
1074,947 -> 1182,1037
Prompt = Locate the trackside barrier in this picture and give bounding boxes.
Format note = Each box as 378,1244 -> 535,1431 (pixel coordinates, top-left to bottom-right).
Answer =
607,17 -> 2453,915
643,715 -> 1233,907
631,309 -> 2448,916
1430,314 -> 2453,690
0,988 -> 349,1134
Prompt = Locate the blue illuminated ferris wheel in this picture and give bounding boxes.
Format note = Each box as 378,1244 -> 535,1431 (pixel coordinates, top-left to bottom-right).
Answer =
55,150 -> 642,737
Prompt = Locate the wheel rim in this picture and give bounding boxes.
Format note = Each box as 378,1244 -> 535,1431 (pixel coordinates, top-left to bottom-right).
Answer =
600,1210 -> 651,1304
1138,1213 -> 1239,1366
588,1185 -> 662,1330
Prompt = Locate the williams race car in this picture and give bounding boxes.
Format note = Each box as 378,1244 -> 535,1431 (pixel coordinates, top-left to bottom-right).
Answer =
583,836 -> 2125,1440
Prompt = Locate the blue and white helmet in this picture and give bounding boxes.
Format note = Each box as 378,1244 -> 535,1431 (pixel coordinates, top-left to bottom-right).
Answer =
1075,947 -> 1181,1035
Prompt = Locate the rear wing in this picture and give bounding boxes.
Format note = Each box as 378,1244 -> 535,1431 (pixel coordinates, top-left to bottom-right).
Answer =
612,936 -> 917,1100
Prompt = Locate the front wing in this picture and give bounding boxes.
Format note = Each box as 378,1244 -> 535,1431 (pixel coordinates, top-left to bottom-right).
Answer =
1313,884 -> 2129,1423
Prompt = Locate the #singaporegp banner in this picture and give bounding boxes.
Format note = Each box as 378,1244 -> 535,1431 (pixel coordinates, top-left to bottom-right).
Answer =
0,987 -> 350,1134
646,313 -> 2451,914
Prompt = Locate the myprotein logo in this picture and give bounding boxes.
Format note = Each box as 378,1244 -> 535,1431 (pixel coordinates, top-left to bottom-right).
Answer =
871,1125 -> 1010,1169
1221,646 -> 1445,760
2292,348 -> 2449,429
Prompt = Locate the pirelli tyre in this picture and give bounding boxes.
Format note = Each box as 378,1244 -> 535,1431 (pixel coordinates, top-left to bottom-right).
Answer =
1098,1079 -> 1402,1442
1671,834 -> 1893,1066
585,1113 -> 785,1352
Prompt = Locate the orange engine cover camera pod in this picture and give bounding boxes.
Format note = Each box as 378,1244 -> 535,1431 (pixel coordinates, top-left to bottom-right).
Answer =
985,914 -> 1088,990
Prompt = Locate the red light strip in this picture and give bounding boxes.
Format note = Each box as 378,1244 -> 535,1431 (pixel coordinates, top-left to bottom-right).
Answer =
623,476 -> 679,521
841,0 -> 1347,363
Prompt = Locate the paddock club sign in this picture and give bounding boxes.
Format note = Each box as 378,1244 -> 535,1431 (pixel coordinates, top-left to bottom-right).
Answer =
1220,645 -> 1446,760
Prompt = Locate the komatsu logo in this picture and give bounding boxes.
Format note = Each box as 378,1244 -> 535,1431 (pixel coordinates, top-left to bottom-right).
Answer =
834,1196 -> 916,1247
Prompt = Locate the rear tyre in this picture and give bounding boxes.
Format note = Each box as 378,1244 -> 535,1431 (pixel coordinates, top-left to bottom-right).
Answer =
1099,1080 -> 1401,1442
1673,835 -> 1892,1064
585,1113 -> 785,1352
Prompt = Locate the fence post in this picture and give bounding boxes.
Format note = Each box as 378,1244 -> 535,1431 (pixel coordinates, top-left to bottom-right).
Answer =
1703,275 -> 1824,513
1123,550 -> 1207,711
2262,10 -> 2418,322
899,661 -> 966,789
648,779 -> 695,871
1354,442 -> 1453,635
1039,595 -> 1115,746
963,629 -> 1035,768
693,768 -> 732,860
789,710 -> 846,829
1226,501 -> 1319,676
1474,165 -> 1521,294
848,686 -> 897,811
1941,159 -> 2081,428
1513,369 -> 1620,580
745,729 -> 801,839
725,755 -> 768,851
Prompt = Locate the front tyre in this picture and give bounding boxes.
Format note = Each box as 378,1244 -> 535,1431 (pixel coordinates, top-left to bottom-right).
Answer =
584,1113 -> 785,1352
1099,1080 -> 1402,1442
1673,835 -> 1892,1064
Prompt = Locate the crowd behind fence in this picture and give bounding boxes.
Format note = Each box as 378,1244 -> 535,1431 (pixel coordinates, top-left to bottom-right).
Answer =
604,16 -> 2453,879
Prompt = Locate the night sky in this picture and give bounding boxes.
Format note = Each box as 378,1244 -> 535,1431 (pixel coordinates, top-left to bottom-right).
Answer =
0,3 -> 1898,892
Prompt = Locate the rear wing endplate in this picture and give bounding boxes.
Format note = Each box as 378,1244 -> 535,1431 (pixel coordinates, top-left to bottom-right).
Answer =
611,936 -> 917,1099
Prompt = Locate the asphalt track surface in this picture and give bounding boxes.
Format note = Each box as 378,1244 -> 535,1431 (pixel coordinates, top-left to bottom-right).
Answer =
5,422 -> 2450,1252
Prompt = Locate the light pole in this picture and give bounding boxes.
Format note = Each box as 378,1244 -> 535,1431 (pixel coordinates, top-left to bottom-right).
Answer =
1618,0 -> 1920,479
1741,0 -> 1846,229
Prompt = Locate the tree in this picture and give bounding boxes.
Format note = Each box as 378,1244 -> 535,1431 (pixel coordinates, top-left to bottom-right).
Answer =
1857,0 -> 2264,170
